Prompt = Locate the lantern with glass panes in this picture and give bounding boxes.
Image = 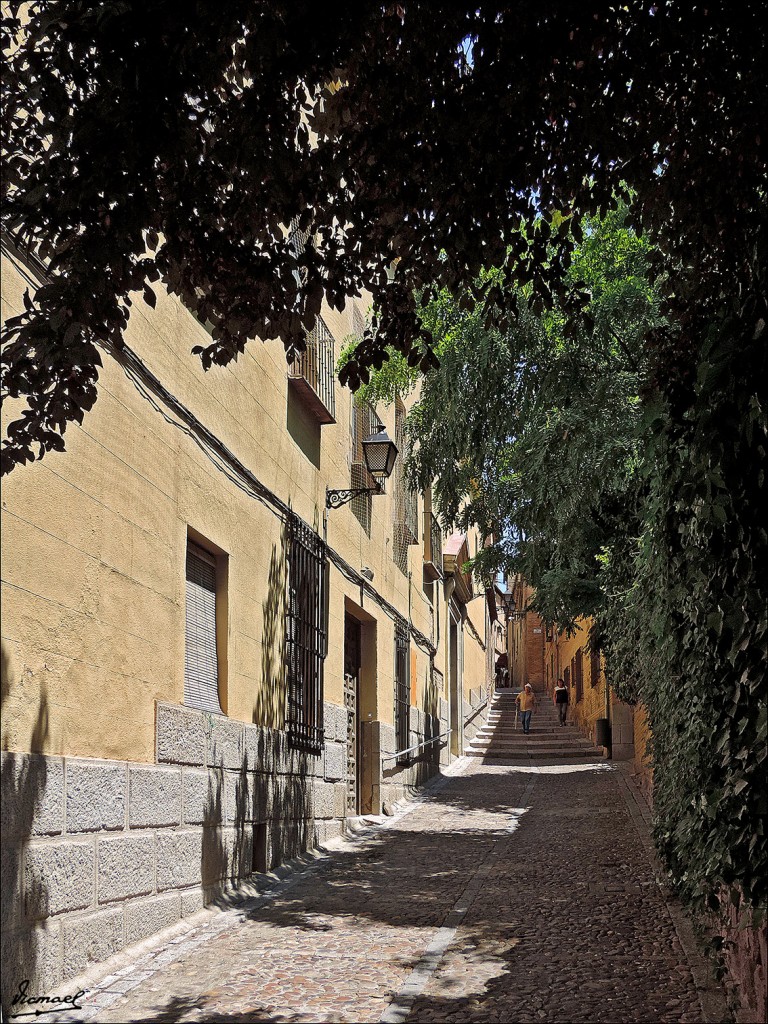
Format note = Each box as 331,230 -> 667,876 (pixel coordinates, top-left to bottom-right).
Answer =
326,425 -> 399,510
500,591 -> 526,620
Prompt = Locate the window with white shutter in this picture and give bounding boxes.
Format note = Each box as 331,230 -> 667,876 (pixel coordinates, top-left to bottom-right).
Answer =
184,541 -> 223,714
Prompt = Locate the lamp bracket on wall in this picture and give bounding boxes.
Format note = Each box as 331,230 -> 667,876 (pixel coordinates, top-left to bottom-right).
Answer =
325,425 -> 398,511
325,483 -> 382,510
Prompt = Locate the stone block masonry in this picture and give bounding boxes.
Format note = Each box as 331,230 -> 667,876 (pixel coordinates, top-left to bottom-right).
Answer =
0,701 -> 355,999
0,698 -> 453,1002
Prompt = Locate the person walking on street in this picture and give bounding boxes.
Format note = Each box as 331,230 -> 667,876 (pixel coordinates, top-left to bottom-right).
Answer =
553,677 -> 569,726
516,683 -> 537,734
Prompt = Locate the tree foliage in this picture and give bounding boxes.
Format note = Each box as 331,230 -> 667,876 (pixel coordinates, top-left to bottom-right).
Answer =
345,202 -> 656,620
349,202 -> 767,922
2,2 -> 765,470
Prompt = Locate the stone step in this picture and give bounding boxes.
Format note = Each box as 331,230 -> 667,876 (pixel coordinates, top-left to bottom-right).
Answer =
479,729 -> 581,737
465,747 -> 604,759
468,745 -> 600,756
479,724 -> 573,733
469,735 -> 598,748
483,717 -> 571,724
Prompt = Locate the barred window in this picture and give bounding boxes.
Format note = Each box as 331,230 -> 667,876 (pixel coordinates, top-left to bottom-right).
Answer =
394,619 -> 410,765
574,649 -> 584,703
288,314 -> 336,422
285,514 -> 328,752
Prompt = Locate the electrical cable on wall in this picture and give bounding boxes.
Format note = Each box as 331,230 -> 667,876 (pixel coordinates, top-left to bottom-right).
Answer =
2,231 -> 439,660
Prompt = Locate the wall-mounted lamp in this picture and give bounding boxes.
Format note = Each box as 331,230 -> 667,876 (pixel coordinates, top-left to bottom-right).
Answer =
500,591 -> 525,620
326,425 -> 398,510
361,566 -> 375,582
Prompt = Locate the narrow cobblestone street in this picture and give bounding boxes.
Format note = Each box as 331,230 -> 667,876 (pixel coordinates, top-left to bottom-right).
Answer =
47,755 -> 726,1024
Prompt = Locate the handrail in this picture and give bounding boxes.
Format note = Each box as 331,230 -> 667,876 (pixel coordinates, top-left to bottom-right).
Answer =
464,697 -> 489,723
381,728 -> 452,763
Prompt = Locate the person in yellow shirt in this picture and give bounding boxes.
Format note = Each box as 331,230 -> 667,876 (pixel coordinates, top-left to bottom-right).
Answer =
515,683 -> 538,734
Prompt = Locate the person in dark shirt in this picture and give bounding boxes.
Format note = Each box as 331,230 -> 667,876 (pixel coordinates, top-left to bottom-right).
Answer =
553,677 -> 568,726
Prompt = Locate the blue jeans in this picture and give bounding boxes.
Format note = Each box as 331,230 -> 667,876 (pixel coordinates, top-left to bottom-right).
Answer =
520,710 -> 532,734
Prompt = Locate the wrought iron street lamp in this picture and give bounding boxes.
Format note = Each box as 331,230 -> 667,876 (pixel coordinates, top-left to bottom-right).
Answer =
326,425 -> 398,510
500,591 -> 525,620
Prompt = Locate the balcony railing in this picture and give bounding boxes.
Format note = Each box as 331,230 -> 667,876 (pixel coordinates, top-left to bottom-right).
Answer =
287,316 -> 336,424
423,510 -> 443,581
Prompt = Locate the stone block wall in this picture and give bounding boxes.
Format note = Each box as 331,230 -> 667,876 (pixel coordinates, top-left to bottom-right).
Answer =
462,688 -> 490,744
439,697 -> 450,766
610,701 -> 635,761
379,708 -> 444,810
0,700 -> 350,1004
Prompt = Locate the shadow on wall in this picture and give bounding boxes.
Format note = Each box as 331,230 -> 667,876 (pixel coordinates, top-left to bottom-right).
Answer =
254,533 -> 287,732
286,389 -> 321,469
1,642 -> 51,1016
200,768 -> 227,900
199,519 -> 317,890
200,742 -> 317,890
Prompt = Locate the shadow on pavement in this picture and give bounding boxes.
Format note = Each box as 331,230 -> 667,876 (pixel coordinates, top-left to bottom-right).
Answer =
93,760 -> 705,1024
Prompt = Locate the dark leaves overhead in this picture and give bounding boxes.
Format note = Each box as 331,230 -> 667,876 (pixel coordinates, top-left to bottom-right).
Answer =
2,1 -> 766,470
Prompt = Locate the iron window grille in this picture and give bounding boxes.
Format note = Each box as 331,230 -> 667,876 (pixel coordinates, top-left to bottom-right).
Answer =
285,513 -> 328,752
574,649 -> 584,703
394,619 -> 411,765
287,315 -> 336,423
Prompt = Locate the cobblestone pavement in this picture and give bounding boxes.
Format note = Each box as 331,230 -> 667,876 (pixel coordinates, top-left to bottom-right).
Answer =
49,759 -> 727,1023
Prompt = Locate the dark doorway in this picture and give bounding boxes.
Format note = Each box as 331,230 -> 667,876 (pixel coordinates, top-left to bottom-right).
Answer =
343,614 -> 362,815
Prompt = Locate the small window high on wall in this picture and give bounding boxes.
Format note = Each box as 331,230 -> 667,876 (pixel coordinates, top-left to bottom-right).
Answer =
184,541 -> 223,714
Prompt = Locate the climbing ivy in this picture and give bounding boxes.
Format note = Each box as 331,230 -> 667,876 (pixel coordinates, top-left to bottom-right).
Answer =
602,260 -> 767,921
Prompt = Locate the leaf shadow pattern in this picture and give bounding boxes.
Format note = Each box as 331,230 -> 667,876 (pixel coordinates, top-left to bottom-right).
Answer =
200,766 -> 227,898
254,533 -> 287,733
1,642 -> 52,1017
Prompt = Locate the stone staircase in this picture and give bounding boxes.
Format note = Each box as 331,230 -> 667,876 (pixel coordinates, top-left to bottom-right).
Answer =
465,688 -> 604,759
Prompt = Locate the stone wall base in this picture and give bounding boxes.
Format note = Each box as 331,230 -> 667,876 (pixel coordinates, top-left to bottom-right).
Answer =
0,700 -> 355,1010
1,699 -> 460,1009
721,897 -> 768,1023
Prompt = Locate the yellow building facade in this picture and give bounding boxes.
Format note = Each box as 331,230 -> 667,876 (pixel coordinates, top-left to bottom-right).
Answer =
543,618 -> 635,761
0,234 -> 492,995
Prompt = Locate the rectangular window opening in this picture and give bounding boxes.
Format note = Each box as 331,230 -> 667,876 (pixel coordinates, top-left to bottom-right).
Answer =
252,821 -> 269,874
350,397 -> 379,533
574,650 -> 584,703
184,539 -> 224,715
